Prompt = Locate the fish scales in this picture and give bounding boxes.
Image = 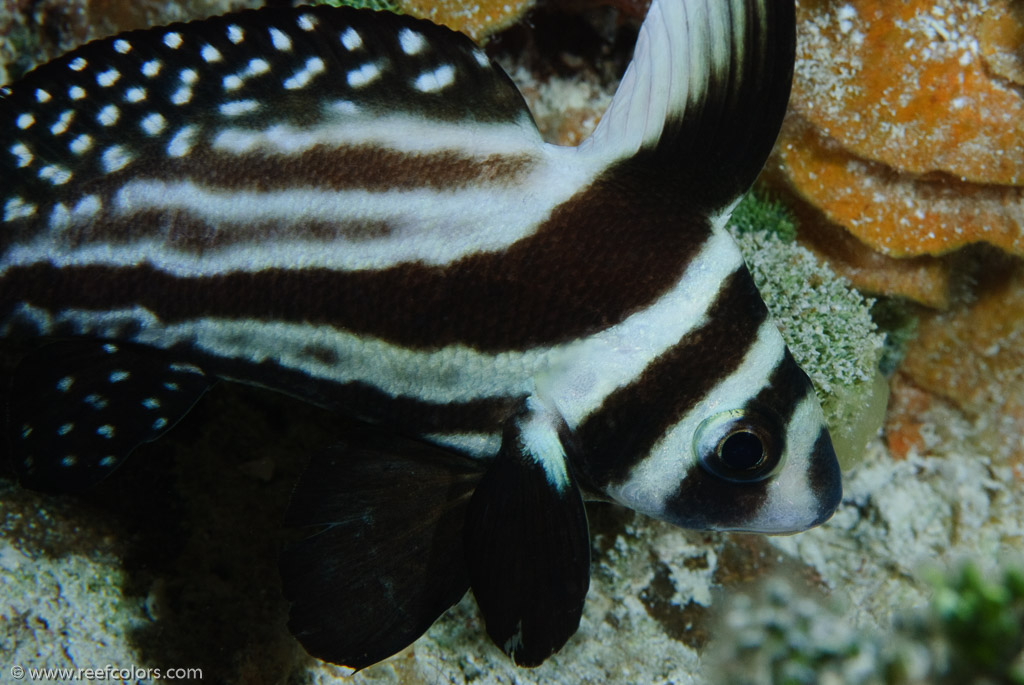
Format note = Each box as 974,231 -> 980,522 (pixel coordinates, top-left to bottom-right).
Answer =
0,0 -> 842,669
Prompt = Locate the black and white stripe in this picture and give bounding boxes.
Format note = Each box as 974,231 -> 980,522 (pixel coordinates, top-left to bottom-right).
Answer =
1,0 -> 838,533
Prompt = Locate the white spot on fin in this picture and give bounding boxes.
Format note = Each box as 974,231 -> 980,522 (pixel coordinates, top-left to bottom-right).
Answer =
399,29 -> 426,55
347,62 -> 381,88
341,28 -> 363,51
413,65 -> 455,93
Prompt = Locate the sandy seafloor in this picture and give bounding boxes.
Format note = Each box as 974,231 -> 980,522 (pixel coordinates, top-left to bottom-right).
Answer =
2,0 -> 1023,683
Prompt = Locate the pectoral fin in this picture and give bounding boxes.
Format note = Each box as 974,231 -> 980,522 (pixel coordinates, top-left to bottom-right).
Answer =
280,430 -> 484,670
465,400 -> 590,666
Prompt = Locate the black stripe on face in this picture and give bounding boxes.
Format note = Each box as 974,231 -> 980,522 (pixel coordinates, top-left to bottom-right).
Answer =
661,461 -> 770,531
0,175 -> 710,352
743,348 -> 814,463
808,426 -> 842,525
573,267 -> 769,490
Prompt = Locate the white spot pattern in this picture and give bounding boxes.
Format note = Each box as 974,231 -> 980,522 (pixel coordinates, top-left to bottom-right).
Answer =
97,68 -> 121,87
50,110 -> 74,136
227,24 -> 245,44
98,104 -> 120,126
220,99 -> 260,116
10,143 -> 33,167
201,44 -> 223,63
413,65 -> 456,93
399,29 -> 426,55
283,57 -> 325,90
269,27 -> 292,51
69,134 -> 93,155
172,86 -> 193,105
72,195 -> 101,220
347,62 -> 381,88
114,39 -> 132,54
16,113 -> 35,130
142,59 -> 162,78
68,86 -> 86,100
69,57 -> 87,71
141,112 -> 167,136
125,86 -> 147,103
341,28 -> 363,51
164,32 -> 183,49
102,145 -> 133,173
298,14 -> 317,31
39,165 -> 72,185
167,125 -> 199,158
3,198 -> 36,221
35,89 -> 51,103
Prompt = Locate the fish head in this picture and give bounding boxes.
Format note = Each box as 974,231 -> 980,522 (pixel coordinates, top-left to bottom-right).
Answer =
594,323 -> 842,535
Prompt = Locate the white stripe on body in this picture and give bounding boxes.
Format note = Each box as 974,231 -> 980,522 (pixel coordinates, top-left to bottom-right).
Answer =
5,228 -> 739,440
2,132 -> 607,277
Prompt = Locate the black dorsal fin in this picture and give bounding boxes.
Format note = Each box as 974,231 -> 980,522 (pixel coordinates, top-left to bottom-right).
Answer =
1,4 -> 538,229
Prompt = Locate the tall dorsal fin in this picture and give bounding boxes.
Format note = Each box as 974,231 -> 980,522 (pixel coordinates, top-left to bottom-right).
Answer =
579,0 -> 795,212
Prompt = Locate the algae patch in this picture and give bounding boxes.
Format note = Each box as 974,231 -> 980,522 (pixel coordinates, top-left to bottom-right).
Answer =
729,190 -> 888,467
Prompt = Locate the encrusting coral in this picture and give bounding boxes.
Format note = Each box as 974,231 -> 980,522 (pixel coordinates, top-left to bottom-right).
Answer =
767,0 -> 1024,306
885,262 -> 1024,472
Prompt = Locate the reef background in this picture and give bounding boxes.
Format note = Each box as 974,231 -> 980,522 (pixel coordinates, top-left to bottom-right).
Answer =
2,0 -> 1023,682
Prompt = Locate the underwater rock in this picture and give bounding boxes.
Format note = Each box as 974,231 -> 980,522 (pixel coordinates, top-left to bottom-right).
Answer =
894,263 -> 1024,471
775,116 -> 1024,259
0,0 -> 260,82
392,0 -> 536,42
792,0 -> 1024,185
768,0 -> 1024,294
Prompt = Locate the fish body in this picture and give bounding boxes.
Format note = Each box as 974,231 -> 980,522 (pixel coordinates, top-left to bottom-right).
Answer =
0,0 -> 841,668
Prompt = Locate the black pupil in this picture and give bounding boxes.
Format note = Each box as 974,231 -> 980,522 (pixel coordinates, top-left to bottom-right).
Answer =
719,431 -> 764,470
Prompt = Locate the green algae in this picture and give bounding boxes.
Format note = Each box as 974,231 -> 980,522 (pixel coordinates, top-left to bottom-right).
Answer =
728,191 -> 887,467
707,562 -> 1024,685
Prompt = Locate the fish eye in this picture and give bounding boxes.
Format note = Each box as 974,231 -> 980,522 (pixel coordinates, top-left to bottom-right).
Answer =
694,408 -> 784,482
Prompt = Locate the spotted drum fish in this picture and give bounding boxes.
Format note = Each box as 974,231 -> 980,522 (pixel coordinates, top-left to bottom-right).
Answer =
0,0 -> 840,668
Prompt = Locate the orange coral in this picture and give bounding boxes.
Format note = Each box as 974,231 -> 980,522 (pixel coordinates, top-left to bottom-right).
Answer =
775,116 -> 1024,258
793,0 -> 1024,185
978,0 -> 1024,86
772,0 -> 1024,271
398,0 -> 536,42
897,264 -> 1024,468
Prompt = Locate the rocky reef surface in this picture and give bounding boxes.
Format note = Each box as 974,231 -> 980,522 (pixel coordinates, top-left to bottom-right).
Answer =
2,0 -> 1023,683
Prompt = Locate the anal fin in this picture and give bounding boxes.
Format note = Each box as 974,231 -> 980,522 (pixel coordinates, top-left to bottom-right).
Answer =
280,430 -> 484,670
6,339 -> 211,492
465,399 -> 590,666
